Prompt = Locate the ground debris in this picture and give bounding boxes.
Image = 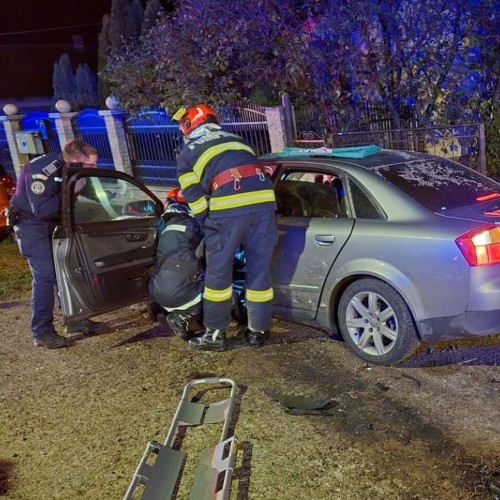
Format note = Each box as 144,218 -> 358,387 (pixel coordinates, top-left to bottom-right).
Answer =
264,390 -> 336,415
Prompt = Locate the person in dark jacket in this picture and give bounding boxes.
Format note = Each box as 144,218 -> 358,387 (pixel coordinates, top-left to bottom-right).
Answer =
148,188 -> 204,339
174,104 -> 278,351
11,140 -> 105,349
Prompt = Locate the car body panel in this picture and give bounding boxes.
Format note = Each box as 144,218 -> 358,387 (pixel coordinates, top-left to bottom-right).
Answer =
53,167 -> 164,323
272,216 -> 354,320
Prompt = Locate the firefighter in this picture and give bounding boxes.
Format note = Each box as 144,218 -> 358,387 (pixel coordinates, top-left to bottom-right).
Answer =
174,104 -> 278,351
148,188 -> 204,339
10,140 -> 105,349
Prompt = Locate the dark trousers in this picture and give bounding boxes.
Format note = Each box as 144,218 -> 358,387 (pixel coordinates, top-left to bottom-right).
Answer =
203,210 -> 277,332
15,224 -> 57,338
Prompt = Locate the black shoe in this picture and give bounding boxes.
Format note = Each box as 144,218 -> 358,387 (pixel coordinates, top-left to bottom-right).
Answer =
157,312 -> 168,328
245,328 -> 270,348
33,332 -> 68,349
188,328 -> 227,351
146,301 -> 163,321
64,319 -> 106,335
166,305 -> 203,340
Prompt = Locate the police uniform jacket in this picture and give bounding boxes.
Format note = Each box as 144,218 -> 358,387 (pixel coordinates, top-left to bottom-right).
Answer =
148,204 -> 204,309
176,124 -> 276,227
11,153 -> 64,228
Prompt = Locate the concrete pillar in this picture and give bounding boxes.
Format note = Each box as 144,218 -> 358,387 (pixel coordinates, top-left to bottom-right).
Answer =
0,105 -> 28,177
48,112 -> 78,146
264,106 -> 287,153
98,108 -> 133,176
48,100 -> 77,149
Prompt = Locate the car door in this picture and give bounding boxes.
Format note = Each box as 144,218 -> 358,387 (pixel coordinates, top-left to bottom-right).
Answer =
271,164 -> 355,320
53,166 -> 164,323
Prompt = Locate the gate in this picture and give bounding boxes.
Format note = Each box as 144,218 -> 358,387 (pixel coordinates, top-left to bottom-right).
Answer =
73,109 -> 113,169
218,102 -> 271,157
126,107 -> 181,186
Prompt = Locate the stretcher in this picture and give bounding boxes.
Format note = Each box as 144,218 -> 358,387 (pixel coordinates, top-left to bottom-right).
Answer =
123,377 -> 238,500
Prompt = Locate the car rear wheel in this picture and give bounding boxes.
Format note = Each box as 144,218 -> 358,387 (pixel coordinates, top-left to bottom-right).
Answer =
338,278 -> 420,366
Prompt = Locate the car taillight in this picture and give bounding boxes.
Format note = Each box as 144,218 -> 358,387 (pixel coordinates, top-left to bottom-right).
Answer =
456,224 -> 500,266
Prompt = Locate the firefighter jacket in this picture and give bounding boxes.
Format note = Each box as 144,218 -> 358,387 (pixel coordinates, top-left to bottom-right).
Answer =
148,203 -> 204,310
176,124 -> 276,227
11,153 -> 64,227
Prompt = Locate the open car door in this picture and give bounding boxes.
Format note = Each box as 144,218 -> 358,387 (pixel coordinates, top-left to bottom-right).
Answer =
53,166 -> 164,325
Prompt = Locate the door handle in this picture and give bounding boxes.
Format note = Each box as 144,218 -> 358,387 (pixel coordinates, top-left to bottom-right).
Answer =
315,235 -> 335,246
126,233 -> 147,242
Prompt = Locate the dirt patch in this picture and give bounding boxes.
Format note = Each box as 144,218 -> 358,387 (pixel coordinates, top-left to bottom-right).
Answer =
0,299 -> 499,499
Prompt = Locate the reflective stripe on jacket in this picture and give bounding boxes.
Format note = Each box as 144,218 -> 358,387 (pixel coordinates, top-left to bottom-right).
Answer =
176,124 -> 276,225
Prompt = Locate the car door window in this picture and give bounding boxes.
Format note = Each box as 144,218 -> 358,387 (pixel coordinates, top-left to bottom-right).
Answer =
349,179 -> 383,219
276,171 -> 347,218
73,176 -> 157,224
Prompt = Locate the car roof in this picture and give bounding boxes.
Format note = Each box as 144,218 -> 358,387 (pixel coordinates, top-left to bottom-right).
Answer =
261,145 -> 431,171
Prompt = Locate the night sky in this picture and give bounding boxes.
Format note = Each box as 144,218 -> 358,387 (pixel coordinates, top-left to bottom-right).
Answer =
0,0 -> 112,98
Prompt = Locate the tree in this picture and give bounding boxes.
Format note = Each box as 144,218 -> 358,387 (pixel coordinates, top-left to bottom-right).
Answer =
108,0 -> 133,51
143,0 -> 164,32
129,0 -> 145,38
97,14 -> 112,105
75,64 -> 99,109
52,53 -> 76,109
102,0 -> 319,109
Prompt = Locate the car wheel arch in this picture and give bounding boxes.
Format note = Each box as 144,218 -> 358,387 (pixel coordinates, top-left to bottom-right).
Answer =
322,268 -> 425,341
334,276 -> 422,365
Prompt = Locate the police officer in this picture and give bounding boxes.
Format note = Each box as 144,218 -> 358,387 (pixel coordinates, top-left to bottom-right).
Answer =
148,188 -> 204,339
11,140 -> 104,349
174,104 -> 277,351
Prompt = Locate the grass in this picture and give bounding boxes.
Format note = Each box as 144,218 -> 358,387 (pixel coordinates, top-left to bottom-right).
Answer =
0,238 -> 32,301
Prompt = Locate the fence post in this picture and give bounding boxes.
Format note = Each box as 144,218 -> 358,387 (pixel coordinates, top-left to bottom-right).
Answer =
264,107 -> 288,153
280,91 -> 296,147
98,99 -> 133,176
478,123 -> 487,176
0,104 -> 28,177
49,100 -> 77,147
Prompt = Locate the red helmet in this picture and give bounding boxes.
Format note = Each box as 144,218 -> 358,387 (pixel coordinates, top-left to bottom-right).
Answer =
174,105 -> 219,136
165,188 -> 187,205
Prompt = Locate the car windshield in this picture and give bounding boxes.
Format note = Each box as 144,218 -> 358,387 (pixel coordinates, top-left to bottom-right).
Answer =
371,157 -> 500,211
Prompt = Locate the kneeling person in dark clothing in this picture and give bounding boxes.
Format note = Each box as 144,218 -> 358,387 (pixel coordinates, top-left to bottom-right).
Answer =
148,189 -> 204,339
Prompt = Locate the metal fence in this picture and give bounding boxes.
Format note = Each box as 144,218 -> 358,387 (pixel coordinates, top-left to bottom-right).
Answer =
294,102 -> 486,174
73,109 -> 114,169
125,103 -> 271,187
331,124 -> 486,175
125,108 -> 182,186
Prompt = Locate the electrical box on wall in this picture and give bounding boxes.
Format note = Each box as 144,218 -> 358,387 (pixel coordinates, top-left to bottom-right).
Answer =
15,131 -> 45,155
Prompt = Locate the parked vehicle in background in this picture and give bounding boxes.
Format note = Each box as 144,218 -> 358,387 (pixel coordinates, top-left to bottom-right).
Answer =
51,146 -> 500,366
0,164 -> 16,243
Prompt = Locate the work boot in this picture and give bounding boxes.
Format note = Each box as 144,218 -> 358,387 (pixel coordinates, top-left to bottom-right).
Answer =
64,319 -> 106,335
33,332 -> 68,349
146,301 -> 163,321
188,328 -> 227,352
167,305 -> 203,339
245,328 -> 270,348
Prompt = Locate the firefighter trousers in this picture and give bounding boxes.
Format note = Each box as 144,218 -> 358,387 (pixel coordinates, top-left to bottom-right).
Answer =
203,210 -> 277,332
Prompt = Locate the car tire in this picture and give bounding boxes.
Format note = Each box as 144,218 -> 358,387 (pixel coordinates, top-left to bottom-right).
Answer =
338,278 -> 420,366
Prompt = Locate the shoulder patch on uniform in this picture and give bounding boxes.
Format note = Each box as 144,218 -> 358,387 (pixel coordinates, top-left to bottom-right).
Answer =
42,160 -> 61,177
32,173 -> 48,181
31,181 -> 46,195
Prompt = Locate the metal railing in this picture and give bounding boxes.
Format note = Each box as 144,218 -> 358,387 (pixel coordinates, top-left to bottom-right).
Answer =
331,124 -> 486,174
126,108 -> 182,186
125,104 -> 272,187
73,109 -> 114,169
